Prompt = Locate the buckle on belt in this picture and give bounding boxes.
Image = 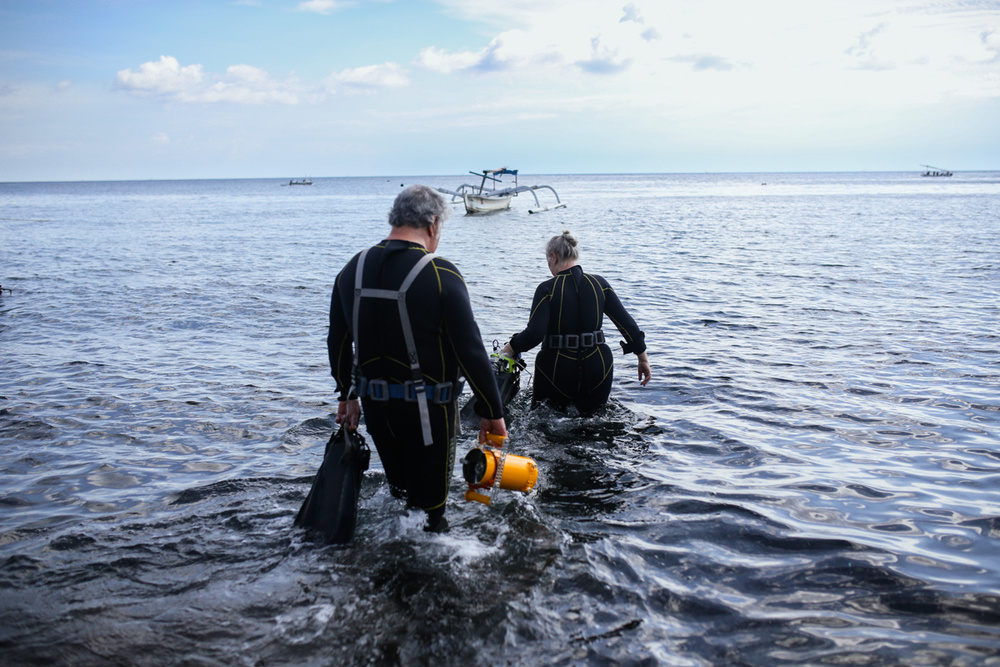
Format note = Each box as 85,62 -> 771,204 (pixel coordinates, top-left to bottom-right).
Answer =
367,379 -> 389,401
402,380 -> 422,402
433,382 -> 453,403
547,331 -> 605,349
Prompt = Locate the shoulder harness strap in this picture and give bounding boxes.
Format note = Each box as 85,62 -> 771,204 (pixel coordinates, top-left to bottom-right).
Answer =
353,247 -> 438,446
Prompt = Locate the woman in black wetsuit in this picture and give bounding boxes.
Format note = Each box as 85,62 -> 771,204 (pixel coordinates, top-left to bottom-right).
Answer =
500,231 -> 651,414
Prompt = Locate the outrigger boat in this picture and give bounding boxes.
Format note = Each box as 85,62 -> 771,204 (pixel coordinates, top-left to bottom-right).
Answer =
437,168 -> 566,214
921,165 -> 953,177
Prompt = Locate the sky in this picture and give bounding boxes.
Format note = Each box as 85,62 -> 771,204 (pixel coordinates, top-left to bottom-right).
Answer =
1,0 -> 998,181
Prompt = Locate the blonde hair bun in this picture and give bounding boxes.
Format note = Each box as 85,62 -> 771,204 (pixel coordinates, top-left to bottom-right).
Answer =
547,230 -> 580,262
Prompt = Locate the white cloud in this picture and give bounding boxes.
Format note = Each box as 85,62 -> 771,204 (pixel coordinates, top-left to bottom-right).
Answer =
576,36 -> 632,74
115,56 -> 206,97
422,0 -> 1000,109
115,56 -> 307,104
640,27 -> 661,42
669,54 -> 736,72
323,62 -> 409,92
980,29 -> 1000,64
415,46 -> 485,74
620,3 -> 643,25
296,0 -> 350,14
152,132 -> 170,145
116,56 -> 410,104
845,22 -> 896,71
416,30 -> 565,74
205,64 -> 305,104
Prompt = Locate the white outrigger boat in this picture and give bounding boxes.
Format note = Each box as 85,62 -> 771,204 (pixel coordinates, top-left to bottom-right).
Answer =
920,164 -> 953,177
437,168 -> 566,214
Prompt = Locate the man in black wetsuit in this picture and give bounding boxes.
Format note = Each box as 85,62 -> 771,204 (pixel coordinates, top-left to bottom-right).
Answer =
501,231 -> 651,414
327,185 -> 506,532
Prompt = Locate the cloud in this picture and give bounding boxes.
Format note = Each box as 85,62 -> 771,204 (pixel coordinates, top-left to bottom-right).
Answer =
845,22 -> 895,71
417,4 -> 660,78
115,55 -> 306,104
415,31 -> 558,74
669,54 -> 735,72
324,62 -> 409,92
576,55 -> 631,74
416,46 -> 486,74
115,56 -> 206,97
203,64 -> 303,103
576,36 -> 632,74
296,0 -> 350,14
152,132 -> 170,145
116,56 -> 412,104
620,3 -> 643,25
979,29 -> 1000,63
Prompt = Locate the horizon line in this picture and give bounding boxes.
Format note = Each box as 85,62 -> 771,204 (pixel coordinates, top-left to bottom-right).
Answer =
4,168 -> 998,186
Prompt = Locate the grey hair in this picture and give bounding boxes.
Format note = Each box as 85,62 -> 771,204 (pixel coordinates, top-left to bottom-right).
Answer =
388,185 -> 450,229
546,230 -> 579,262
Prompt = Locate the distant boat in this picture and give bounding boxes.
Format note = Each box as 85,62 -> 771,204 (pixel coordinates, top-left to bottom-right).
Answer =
921,165 -> 952,177
285,178 -> 313,186
436,168 -> 566,214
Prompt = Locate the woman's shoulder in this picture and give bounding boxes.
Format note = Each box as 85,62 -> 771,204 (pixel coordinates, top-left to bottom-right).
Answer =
582,270 -> 611,287
536,275 -> 558,291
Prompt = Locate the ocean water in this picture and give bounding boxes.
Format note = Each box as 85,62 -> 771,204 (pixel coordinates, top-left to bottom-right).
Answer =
1,172 -> 999,666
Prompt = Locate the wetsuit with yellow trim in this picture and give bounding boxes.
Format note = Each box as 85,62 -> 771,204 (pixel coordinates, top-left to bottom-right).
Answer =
508,265 -> 646,414
327,239 -> 504,522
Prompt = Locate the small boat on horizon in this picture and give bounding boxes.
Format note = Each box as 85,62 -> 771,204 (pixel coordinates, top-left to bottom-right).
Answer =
921,165 -> 952,177
285,178 -> 313,186
437,168 -> 566,214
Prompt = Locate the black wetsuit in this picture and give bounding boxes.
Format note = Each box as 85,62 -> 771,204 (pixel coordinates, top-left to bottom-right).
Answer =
508,265 -> 646,414
327,239 -> 504,517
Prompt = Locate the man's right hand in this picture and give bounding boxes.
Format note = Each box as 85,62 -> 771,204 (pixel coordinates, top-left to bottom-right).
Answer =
336,399 -> 361,432
479,417 -> 507,446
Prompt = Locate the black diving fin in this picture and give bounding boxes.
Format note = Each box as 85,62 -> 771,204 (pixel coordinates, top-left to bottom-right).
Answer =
460,340 -> 526,428
295,426 -> 371,544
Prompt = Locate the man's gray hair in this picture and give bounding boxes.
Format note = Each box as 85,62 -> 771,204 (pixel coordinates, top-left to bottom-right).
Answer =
389,185 -> 450,229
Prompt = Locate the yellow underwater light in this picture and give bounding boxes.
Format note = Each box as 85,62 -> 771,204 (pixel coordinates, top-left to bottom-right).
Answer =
462,433 -> 538,505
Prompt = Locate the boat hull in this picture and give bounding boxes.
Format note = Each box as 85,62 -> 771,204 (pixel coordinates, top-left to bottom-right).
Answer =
463,194 -> 511,214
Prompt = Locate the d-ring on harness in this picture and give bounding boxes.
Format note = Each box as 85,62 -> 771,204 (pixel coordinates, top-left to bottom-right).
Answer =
352,247 -> 438,446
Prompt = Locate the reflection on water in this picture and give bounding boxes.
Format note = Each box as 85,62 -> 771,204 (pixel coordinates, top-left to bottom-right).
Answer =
1,173 -> 1000,665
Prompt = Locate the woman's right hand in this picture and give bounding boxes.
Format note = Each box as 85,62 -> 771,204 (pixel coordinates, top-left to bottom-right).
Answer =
637,352 -> 651,387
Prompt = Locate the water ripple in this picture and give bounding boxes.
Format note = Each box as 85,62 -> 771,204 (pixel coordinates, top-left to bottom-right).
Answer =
3,174 -> 1000,665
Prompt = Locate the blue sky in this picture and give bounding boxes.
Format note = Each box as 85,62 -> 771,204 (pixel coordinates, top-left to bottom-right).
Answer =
1,0 -> 998,181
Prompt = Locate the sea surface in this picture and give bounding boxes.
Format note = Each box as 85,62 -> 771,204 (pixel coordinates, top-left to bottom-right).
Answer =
1,172 -> 999,666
